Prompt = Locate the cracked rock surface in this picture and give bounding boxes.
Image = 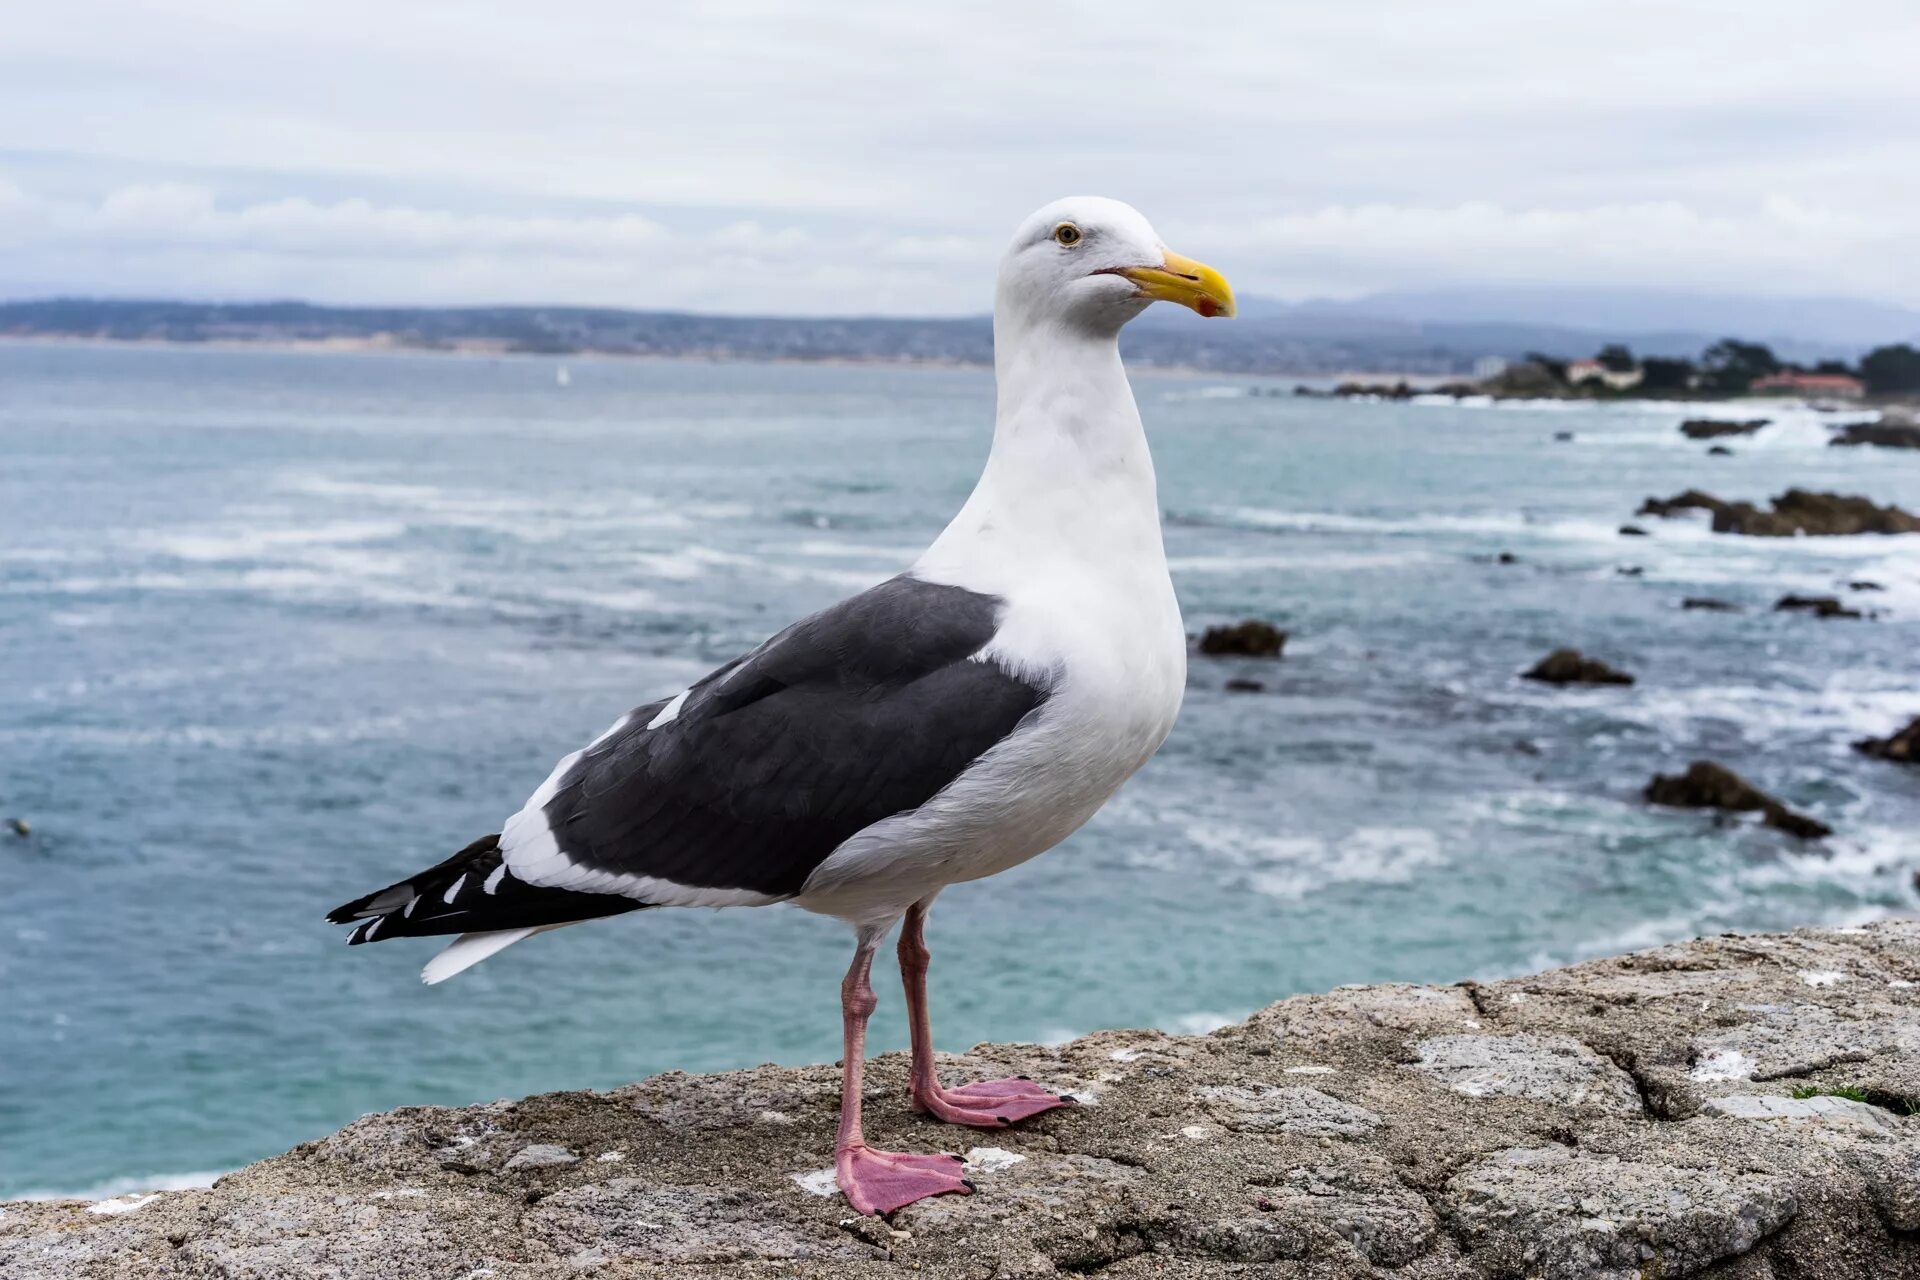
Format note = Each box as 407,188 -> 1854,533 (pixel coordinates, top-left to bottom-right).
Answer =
8,922 -> 1920,1277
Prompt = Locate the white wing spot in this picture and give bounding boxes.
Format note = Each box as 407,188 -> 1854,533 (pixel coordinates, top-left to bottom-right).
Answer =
484,864 -> 508,895
443,873 -> 468,904
647,690 -> 690,730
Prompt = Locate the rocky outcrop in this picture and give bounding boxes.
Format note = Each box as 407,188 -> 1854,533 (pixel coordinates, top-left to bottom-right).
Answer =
1683,597 -> 1740,612
1680,418 -> 1769,439
13,923 -> 1920,1278
1777,594 -> 1865,620
1197,620 -> 1288,658
1856,716 -> 1920,765
1645,760 -> 1832,839
1522,648 -> 1635,686
1638,489 -> 1920,537
1832,422 -> 1920,450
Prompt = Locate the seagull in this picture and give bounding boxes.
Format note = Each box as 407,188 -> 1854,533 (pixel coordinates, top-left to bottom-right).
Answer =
329,196 -> 1234,1216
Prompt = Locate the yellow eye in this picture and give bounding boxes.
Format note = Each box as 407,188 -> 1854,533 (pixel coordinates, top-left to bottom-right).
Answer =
1052,223 -> 1082,247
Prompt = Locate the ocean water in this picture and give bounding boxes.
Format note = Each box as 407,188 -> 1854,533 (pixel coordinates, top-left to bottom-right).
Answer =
3,342 -> 1918,1199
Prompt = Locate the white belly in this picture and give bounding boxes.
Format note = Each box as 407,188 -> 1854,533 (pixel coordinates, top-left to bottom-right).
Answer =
796,565 -> 1186,926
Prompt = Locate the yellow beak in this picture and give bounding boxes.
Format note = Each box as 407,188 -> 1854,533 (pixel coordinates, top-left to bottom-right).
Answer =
1113,248 -> 1236,318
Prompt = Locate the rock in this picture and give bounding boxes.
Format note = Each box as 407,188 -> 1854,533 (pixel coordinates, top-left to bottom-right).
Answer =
1775,594 -> 1863,619
22,923 -> 1920,1277
1618,524 -> 1648,537
1854,716 -> 1920,764
1708,444 -> 1734,455
1223,677 -> 1265,693
1639,488 -> 1920,536
1681,417 -> 1770,438
1496,551 -> 1519,564
1645,760 -> 1832,838
503,1142 -> 581,1170
1408,1033 -> 1641,1113
1553,430 -> 1575,441
1615,565 -> 1643,576
1831,422 -> 1920,450
1195,1083 -> 1381,1136
1683,597 -> 1740,612
1522,648 -> 1634,686
1445,1145 -> 1794,1280
1197,620 -> 1287,658
1849,580 -> 1885,592
1639,488 -> 1730,519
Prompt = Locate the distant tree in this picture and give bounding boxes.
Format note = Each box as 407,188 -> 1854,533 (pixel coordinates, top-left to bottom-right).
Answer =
1811,359 -> 1856,376
1860,344 -> 1920,394
1639,357 -> 1696,391
1596,343 -> 1636,373
1524,351 -> 1569,383
1699,339 -> 1782,394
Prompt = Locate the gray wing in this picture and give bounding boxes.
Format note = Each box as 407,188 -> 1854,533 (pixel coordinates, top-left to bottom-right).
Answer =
508,574 -> 1051,900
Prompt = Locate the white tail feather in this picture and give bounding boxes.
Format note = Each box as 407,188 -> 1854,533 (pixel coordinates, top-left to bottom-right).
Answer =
421,926 -> 549,985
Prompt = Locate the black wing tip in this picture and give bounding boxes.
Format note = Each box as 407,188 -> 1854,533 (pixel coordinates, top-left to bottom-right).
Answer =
325,833 -> 505,925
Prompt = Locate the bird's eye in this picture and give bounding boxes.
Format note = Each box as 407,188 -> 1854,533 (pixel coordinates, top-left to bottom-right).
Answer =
1052,223 -> 1082,247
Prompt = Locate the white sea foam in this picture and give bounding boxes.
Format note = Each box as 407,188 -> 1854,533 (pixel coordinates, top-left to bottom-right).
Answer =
1187,824 -> 1447,901
139,520 -> 407,562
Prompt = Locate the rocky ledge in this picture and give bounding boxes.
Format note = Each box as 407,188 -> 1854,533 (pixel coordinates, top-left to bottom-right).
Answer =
11,924 -> 1920,1279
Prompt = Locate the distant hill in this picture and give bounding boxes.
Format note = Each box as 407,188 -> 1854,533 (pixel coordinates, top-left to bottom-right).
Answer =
1229,287 -> 1920,357
1,293 -> 1907,377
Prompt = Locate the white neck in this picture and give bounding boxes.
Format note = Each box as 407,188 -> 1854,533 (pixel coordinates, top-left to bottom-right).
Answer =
915,310 -> 1166,589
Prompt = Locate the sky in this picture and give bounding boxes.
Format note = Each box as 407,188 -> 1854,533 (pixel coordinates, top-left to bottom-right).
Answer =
3,1 -> 1918,316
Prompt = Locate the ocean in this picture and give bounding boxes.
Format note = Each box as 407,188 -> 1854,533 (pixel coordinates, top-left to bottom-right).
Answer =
3,341 -> 1917,1200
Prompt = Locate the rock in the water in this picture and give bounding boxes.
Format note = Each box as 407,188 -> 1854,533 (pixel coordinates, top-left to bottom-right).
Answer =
1775,594 -> 1863,619
1496,550 -> 1519,564
1553,430 -> 1575,442
1855,716 -> 1920,764
1645,760 -> 1831,838
1223,677 -> 1265,693
1522,648 -> 1634,686
1640,488 -> 1920,536
1197,620 -> 1287,658
1708,444 -> 1734,455
1831,422 -> 1920,450
1683,597 -> 1740,612
1617,524 -> 1648,537
1639,488 -> 1730,519
1680,417 -> 1770,439
1850,580 -> 1885,592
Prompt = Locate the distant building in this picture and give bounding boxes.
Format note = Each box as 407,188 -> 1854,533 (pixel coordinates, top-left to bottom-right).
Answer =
1472,355 -> 1510,380
1750,371 -> 1865,399
1565,358 -> 1643,390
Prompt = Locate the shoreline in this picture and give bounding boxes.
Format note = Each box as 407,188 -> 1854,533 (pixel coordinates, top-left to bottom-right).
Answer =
9,920 -> 1920,1276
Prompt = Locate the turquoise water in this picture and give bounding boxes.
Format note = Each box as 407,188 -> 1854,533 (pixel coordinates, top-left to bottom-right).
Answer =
3,342 -> 1918,1198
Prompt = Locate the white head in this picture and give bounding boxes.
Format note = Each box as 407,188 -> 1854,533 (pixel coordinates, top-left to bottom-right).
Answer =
996,196 -> 1235,338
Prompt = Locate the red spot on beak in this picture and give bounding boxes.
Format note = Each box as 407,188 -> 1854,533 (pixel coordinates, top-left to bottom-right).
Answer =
1194,297 -> 1220,318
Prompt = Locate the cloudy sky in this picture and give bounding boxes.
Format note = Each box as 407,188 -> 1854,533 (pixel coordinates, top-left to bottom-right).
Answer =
3,1 -> 1917,315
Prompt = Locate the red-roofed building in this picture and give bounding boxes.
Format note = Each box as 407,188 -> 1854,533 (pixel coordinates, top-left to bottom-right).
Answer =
1750,371 -> 1865,398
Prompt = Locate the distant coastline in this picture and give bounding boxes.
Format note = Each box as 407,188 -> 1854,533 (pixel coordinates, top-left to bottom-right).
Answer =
9,296 -> 1915,382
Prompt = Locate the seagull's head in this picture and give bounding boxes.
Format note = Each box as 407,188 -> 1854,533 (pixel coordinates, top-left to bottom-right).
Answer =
996,196 -> 1235,336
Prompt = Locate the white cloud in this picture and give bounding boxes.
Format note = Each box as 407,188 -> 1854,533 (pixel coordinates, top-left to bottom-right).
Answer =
1,1 -> 1917,310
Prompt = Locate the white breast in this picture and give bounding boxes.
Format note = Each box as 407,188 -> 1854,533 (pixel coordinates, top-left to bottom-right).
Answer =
796,552 -> 1185,927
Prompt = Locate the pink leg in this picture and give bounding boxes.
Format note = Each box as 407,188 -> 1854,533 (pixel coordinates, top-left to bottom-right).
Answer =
899,901 -> 1077,1129
834,928 -> 973,1216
